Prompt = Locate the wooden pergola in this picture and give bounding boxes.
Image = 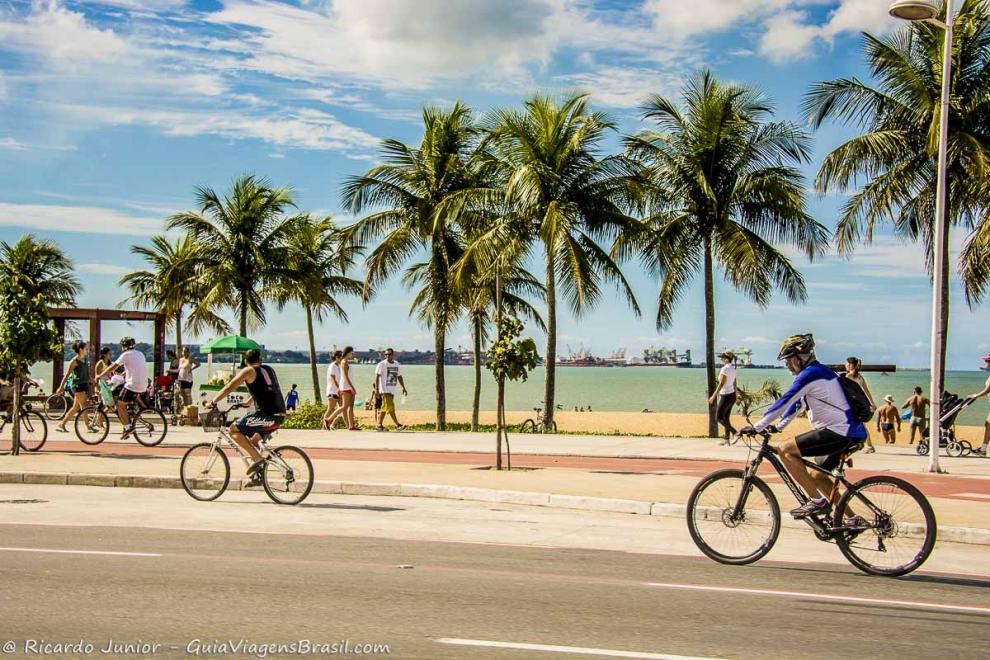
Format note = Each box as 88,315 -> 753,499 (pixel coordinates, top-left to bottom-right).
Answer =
48,308 -> 166,389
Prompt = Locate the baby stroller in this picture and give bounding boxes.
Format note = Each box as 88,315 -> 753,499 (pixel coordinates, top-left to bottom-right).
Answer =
917,391 -> 977,457
152,374 -> 179,426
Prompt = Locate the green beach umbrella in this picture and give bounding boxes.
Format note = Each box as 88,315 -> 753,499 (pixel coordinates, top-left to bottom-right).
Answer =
201,335 -> 262,355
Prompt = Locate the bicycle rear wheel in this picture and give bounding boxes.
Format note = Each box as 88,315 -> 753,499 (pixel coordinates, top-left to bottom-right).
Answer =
262,445 -> 314,505
834,475 -> 936,577
180,442 -> 230,501
17,411 -> 48,452
547,420 -> 557,433
686,469 -> 780,565
74,406 -> 109,445
519,419 -> 536,433
44,394 -> 67,421
132,408 -> 167,446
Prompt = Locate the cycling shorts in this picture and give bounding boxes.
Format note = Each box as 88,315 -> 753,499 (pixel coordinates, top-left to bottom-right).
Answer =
118,388 -> 145,405
235,412 -> 285,437
796,428 -> 863,471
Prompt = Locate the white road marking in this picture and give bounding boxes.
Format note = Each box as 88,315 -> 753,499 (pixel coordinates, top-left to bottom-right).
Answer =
645,582 -> 990,615
0,547 -> 160,557
436,639 -> 722,659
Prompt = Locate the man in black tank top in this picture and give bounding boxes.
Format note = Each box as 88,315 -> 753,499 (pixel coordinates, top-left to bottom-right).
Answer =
206,349 -> 286,475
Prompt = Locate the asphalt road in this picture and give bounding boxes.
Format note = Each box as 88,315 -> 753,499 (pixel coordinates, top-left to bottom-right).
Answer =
1,521 -> 988,660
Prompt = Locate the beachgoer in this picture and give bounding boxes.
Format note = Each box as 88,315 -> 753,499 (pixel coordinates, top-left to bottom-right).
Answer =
95,348 -> 113,383
285,384 -> 299,412
968,355 -> 990,456
55,341 -> 90,433
325,346 -> 358,430
901,386 -> 930,445
205,349 -> 286,483
166,350 -> 180,380
574,406 -> 579,412
323,351 -> 343,429
845,357 -> 877,453
95,337 -> 149,436
587,405 -> 592,412
739,334 -> 867,525
177,347 -> 199,407
876,395 -> 900,444
709,351 -> 737,445
374,348 -> 407,431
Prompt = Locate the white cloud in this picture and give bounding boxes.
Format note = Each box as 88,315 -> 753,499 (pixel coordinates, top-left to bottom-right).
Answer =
77,263 -> 131,275
556,65 -> 684,108
645,0 -> 790,38
821,0 -> 895,38
0,138 -> 27,151
0,202 -> 163,236
0,72 -> 6,99
760,11 -> 822,62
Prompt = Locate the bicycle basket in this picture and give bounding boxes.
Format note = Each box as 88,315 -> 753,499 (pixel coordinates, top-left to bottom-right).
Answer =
199,409 -> 225,432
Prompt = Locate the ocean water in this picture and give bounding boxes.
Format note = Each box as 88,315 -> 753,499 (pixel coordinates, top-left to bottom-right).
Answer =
45,361 -> 985,426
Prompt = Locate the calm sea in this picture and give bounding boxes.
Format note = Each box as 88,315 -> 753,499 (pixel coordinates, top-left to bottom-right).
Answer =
44,361 -> 987,426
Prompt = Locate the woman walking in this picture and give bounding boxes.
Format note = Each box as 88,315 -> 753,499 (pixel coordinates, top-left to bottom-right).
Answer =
55,341 -> 90,433
709,351 -> 738,445
326,346 -> 359,430
323,350 -> 343,430
845,357 -> 877,453
177,347 -> 200,407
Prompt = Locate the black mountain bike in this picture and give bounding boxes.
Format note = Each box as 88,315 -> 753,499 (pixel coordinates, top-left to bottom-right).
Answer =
0,381 -> 48,452
686,427 -> 936,576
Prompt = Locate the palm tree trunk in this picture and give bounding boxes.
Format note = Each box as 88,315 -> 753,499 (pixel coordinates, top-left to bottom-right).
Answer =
239,289 -> 248,337
434,328 -> 447,431
543,248 -> 557,427
471,312 -> 482,432
175,309 -> 183,353
704,236 -> 718,438
305,306 -> 320,403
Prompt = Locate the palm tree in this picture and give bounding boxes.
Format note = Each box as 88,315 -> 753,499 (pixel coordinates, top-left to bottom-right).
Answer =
483,93 -> 642,427
274,215 -> 364,400
341,103 -> 481,431
0,234 -> 81,306
621,71 -> 829,437
804,0 -> 990,380
166,175 -> 296,336
119,233 -> 229,350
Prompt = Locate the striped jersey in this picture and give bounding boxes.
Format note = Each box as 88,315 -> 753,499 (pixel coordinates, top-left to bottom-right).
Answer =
754,361 -> 867,439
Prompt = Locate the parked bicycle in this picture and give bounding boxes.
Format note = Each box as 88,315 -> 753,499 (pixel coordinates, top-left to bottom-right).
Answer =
73,392 -> 168,446
0,380 -> 48,452
180,404 -> 314,505
519,403 -> 561,433
686,423 -> 936,577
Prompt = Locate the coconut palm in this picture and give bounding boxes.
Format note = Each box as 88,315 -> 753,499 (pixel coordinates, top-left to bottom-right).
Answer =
804,0 -> 990,378
119,233 -> 229,350
166,175 -> 296,336
621,71 -> 829,437
273,215 -> 364,400
341,103 -> 481,431
0,234 -> 81,306
482,93 -> 642,428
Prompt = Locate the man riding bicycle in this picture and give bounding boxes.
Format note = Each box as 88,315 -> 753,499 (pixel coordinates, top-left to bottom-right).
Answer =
739,334 -> 868,523
95,337 -> 149,438
204,349 -> 286,484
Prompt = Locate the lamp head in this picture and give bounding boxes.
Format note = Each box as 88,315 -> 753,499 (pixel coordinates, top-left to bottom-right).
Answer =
888,0 -> 940,21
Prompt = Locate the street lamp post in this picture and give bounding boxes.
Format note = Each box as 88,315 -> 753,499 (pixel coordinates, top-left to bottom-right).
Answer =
888,0 -> 953,473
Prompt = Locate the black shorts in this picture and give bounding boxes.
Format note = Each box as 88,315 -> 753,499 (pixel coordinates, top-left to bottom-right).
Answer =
72,382 -> 90,395
796,428 -> 864,471
118,388 -> 145,405
179,381 -> 193,391
235,413 -> 285,437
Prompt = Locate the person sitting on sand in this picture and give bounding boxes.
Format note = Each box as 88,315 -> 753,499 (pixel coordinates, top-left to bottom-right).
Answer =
876,395 -> 900,444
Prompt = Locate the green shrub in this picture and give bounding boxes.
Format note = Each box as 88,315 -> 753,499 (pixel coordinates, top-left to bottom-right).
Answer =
281,402 -> 325,429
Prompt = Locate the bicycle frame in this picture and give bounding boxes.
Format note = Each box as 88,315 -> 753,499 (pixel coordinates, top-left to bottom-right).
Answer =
204,413 -> 294,477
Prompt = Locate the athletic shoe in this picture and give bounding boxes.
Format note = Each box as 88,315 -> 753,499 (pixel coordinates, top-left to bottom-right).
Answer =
973,446 -> 987,456
246,459 -> 266,476
865,447 -> 876,454
396,425 -> 406,431
790,498 -> 828,519
842,515 -> 869,541
717,440 -> 728,446
244,473 -> 264,489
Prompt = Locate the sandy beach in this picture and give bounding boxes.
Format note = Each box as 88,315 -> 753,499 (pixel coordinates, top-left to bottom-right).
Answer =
349,408 -> 988,444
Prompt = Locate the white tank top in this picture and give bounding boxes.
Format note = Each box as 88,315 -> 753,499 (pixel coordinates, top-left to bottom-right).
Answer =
327,362 -> 341,396
340,360 -> 354,391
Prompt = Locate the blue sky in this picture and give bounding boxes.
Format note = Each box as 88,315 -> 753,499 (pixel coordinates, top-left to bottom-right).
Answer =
0,0 -> 986,369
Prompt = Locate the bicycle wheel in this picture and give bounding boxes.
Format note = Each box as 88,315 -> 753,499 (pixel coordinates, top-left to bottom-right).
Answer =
44,394 -> 67,421
17,411 -> 48,452
132,408 -> 167,446
73,406 -> 109,445
262,445 -> 314,505
547,420 -> 557,433
180,442 -> 230,501
834,475 -> 936,577
520,419 -> 536,433
686,469 -> 780,565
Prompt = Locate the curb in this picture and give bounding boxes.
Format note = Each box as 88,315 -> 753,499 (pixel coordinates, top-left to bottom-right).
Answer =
3,470 -> 989,546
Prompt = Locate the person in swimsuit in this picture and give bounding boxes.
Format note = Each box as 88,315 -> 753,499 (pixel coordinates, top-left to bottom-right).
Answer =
900,386 -> 930,444
875,395 -> 900,444
55,340 -> 90,433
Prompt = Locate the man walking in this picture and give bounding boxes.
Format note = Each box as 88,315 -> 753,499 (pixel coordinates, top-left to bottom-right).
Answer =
374,348 -> 407,431
876,395 -> 900,444
901,386 -> 930,445
708,351 -> 737,445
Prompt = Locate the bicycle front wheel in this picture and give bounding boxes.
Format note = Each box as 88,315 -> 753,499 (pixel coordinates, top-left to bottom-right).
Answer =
17,411 -> 48,452
519,419 -> 536,433
132,408 -> 167,446
180,442 -> 230,501
263,445 -> 314,505
834,475 -> 936,577
547,420 -> 557,433
74,406 -> 109,445
687,469 -> 780,565
44,394 -> 67,421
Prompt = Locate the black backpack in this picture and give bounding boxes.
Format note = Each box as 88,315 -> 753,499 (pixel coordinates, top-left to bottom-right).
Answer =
838,373 -> 874,423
